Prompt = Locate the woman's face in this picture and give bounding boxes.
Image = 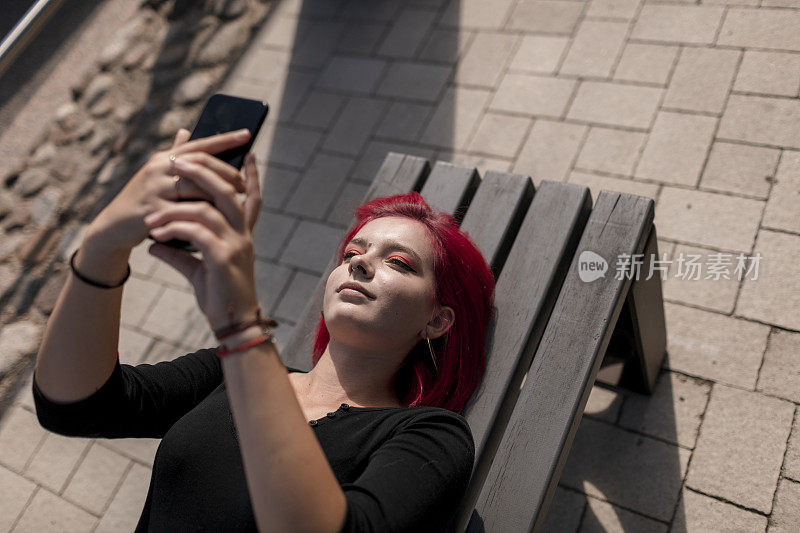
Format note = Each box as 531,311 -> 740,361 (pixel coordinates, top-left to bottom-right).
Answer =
322,216 -> 439,352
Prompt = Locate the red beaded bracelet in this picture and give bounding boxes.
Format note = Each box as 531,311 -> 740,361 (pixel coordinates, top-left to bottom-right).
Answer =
216,331 -> 275,358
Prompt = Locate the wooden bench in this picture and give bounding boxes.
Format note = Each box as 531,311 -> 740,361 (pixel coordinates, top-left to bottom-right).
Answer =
280,153 -> 667,532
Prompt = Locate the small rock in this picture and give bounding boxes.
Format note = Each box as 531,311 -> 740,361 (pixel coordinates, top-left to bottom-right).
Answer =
0,262 -> 18,301
0,189 -> 12,219
0,321 -> 43,376
83,74 -> 115,108
123,42 -> 153,70
89,93 -> 115,118
194,21 -> 249,67
35,269 -> 68,315
215,0 -> 247,20
0,231 -> 25,261
98,34 -> 130,70
30,142 -> 57,166
15,167 -> 50,197
156,109 -> 187,138
32,186 -> 64,227
173,71 -> 215,105
88,128 -> 114,155
96,157 -> 126,185
75,122 -> 94,142
71,65 -> 98,99
114,104 -> 137,123
55,102 -> 81,131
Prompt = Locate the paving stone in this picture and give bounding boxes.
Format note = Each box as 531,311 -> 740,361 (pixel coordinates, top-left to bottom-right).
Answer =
505,0 -> 584,34
583,385 -> 622,423
95,462 -> 151,533
575,127 -> 647,176
63,441 -> 131,514
376,8 -> 437,58
699,141 -> 777,199
0,463 -> 36,531
419,28 -> 474,64
542,486 -> 585,532
734,50 -> 800,97
762,0 -> 800,7
492,73 -> 577,118
654,187 -> 762,252
613,43 -> 678,85
281,220 -> 345,274
128,240 -> 158,277
567,172 -> 659,205
139,286 -> 210,348
13,369 -> 36,411
144,338 -> 192,364
771,478 -> 800,533
323,97 -> 386,156
260,165 -> 301,210
0,320 -> 41,377
455,31 -> 518,88
285,153 -> 354,218
436,152 -> 513,178
120,276 -> 166,329
567,81 -> 662,129
763,150 -> 800,234
718,8 -> 800,52
560,417 -> 690,521
148,258 -> 191,292
14,487 -> 98,532
785,410 -> 800,481
509,35 -> 569,74
350,140 -> 435,183
267,124 -> 323,169
421,86 -> 492,150
24,431 -> 91,493
662,244 -> 741,314
339,0 -> 400,22
663,48 -> 740,114
719,94 -> 800,149
327,181 -> 370,227
580,496 -> 668,532
377,62 -> 452,102
275,270 -> 323,323
757,329 -> 800,403
513,120 -> 587,183
619,372 -> 710,449
0,405 -> 47,472
631,5 -> 724,45
99,438 -> 159,468
671,488 -> 767,533
441,0 -> 516,29
376,101 -> 433,142
467,113 -> 530,159
336,21 -> 387,55
257,14 -> 300,49
317,56 -> 387,95
254,259 -> 293,316
289,20 -> 344,70
736,230 -> 800,331
663,302 -> 768,388
560,20 -> 629,78
686,384 -> 794,513
292,91 -> 345,129
635,111 -> 716,186
586,0 -> 640,19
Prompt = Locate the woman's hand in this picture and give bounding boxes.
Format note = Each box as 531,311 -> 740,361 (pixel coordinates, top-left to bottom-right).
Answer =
142,147 -> 264,333
87,128 -> 252,254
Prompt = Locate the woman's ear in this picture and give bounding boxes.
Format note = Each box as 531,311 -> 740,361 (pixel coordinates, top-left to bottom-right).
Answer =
425,306 -> 455,340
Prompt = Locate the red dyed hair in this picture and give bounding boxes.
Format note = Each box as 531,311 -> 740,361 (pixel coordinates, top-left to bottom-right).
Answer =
310,192 -> 495,414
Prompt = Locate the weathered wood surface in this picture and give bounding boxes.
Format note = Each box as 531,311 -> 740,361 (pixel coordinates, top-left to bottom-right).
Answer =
452,181 -> 593,532
473,190 -> 655,533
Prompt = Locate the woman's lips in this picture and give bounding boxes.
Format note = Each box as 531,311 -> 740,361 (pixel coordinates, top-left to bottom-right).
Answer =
337,282 -> 375,299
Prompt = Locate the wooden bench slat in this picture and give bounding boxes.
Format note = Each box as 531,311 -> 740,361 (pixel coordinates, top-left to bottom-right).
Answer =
280,153 -> 431,371
452,181 -> 593,531
419,161 -> 480,223
473,190 -> 655,532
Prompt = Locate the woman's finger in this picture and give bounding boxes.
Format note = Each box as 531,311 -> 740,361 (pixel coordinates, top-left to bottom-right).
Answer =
174,129 -> 251,158
172,158 -> 246,233
179,151 -> 246,194
144,201 -> 231,238
171,128 -> 192,150
242,153 -> 262,233
149,220 -> 220,261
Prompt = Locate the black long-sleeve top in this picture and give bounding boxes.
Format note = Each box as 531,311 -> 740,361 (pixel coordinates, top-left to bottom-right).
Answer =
31,347 -> 475,532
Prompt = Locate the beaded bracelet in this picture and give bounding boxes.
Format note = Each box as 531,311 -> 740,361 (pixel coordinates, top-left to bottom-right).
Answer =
214,307 -> 278,341
70,249 -> 131,289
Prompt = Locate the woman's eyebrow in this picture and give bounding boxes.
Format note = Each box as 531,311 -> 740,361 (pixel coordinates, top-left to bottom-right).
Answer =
347,237 -> 423,265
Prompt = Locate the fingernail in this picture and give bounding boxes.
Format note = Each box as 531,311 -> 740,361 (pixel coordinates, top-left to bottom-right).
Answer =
235,129 -> 250,139
144,212 -> 159,225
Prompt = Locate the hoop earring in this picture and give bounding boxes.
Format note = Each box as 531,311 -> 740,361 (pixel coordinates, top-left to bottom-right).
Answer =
426,337 -> 438,373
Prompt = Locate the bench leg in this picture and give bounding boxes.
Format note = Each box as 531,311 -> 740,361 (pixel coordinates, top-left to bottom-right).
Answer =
596,225 -> 667,394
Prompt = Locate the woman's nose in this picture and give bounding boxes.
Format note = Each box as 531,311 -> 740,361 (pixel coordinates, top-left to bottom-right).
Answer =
349,254 -> 372,276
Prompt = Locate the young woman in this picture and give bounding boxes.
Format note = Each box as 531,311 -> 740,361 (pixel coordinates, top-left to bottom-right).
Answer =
32,128 -> 495,532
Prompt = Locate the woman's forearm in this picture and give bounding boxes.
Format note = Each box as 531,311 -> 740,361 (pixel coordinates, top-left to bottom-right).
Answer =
221,338 -> 347,533
33,220 -> 131,403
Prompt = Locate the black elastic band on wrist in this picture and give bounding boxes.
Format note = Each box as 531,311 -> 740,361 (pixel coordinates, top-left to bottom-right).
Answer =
69,249 -> 130,289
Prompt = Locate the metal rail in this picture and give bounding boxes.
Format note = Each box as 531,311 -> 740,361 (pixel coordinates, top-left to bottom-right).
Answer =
0,0 -> 68,79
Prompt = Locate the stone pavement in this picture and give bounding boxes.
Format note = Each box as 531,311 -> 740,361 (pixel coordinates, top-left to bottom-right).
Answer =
2,0 -> 800,530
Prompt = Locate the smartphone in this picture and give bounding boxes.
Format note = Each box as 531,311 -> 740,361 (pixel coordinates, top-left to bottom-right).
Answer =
151,94 -> 269,252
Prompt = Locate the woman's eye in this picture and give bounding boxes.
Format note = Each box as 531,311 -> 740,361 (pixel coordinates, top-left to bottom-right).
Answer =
343,251 -> 357,260
390,258 -> 413,271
